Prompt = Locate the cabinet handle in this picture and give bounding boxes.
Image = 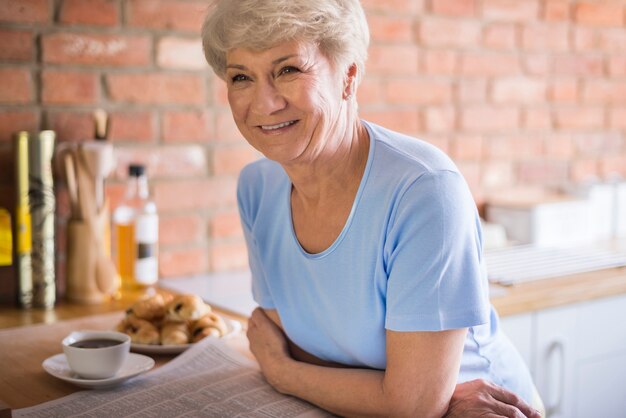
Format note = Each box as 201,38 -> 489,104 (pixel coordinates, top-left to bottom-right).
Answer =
545,339 -> 565,417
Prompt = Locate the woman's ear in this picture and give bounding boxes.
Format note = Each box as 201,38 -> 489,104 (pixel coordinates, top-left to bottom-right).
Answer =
343,63 -> 358,100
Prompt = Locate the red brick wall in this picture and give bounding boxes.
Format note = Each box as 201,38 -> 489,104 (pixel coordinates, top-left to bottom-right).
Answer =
0,0 -> 625,303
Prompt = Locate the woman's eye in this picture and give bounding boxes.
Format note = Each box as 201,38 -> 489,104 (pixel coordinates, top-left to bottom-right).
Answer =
231,74 -> 249,83
278,66 -> 299,76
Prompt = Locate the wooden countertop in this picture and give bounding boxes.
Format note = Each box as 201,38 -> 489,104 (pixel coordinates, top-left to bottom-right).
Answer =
491,266 -> 626,316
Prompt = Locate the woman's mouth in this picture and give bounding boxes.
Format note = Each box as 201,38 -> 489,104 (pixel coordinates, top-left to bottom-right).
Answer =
260,120 -> 298,131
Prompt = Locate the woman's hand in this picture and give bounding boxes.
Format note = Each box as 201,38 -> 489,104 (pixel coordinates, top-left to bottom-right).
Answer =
445,379 -> 542,418
246,307 -> 293,390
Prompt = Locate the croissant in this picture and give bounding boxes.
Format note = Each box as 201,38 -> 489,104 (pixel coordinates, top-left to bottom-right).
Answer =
166,294 -> 210,322
191,312 -> 228,343
117,316 -> 160,345
160,320 -> 190,345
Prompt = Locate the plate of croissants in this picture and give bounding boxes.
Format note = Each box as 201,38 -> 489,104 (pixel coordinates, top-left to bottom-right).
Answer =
116,293 -> 242,355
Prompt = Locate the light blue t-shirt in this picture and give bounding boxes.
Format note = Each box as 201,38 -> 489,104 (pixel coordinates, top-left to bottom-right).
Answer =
237,120 -> 534,403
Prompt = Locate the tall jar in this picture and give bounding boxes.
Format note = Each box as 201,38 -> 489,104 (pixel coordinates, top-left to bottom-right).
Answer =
113,164 -> 158,290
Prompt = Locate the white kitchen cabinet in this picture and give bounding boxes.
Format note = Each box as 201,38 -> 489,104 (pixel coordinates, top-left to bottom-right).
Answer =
498,293 -> 626,418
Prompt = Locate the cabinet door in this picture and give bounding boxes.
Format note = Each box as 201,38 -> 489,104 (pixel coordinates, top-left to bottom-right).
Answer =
573,294 -> 626,418
535,305 -> 578,418
499,313 -> 534,375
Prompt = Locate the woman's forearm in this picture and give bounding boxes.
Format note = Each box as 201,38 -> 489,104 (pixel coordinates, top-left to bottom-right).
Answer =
265,357 -> 447,418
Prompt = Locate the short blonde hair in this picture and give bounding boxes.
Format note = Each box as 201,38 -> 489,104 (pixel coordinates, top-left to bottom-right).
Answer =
202,0 -> 369,84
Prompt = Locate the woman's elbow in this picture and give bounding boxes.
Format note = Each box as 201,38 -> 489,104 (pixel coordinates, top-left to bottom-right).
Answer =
384,392 -> 449,418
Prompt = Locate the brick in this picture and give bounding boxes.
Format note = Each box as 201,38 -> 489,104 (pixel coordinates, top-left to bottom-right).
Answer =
573,28 -> 598,51
461,106 -> 520,132
45,111 -> 94,142
155,145 -> 208,178
544,134 -> 574,158
108,111 -> 155,142
356,77 -> 384,106
517,160 -> 569,185
609,108 -> 626,131
423,50 -> 457,75
481,161 -> 514,189
209,240 -> 248,272
113,145 -> 207,179
522,24 -> 569,51
154,177 -> 237,212
361,0 -> 423,14
524,108 -> 552,130
492,77 -> 546,104
210,210 -> 243,240
482,0 -> 540,22
554,108 -> 604,130
59,0 -> 118,26
456,79 -> 487,103
367,45 -> 419,76
0,0 -> 50,24
43,33 -> 151,67
160,247 -> 208,277
543,0 -> 570,21
600,155 -> 626,178
212,77 -> 229,107
215,111 -> 246,143
608,56 -> 626,77
159,214 -> 203,245
212,145 -> 260,176
0,29 -> 34,61
450,135 -> 483,160
41,70 -> 98,105
599,30 -> 626,54
553,55 -> 605,76
126,0 -> 206,32
367,15 -> 413,43
157,37 -> 207,70
583,81 -> 626,105
109,148 -> 159,180
570,159 -> 600,183
424,106 -> 456,133
0,110 -> 39,142
574,2 -> 624,26
359,109 -> 422,136
460,52 -> 520,76
0,68 -> 32,104
162,110 -> 212,142
574,132 -> 622,155
485,135 -> 543,159
431,0 -> 476,16
106,73 -> 205,105
483,24 -> 516,50
523,54 -> 551,76
384,78 -> 452,105
418,18 -> 481,48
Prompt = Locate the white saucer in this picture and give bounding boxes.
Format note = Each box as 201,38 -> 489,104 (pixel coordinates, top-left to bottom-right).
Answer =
130,317 -> 242,355
42,352 -> 155,389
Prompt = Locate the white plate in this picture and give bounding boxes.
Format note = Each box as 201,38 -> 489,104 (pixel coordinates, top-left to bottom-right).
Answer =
42,353 -> 155,389
130,317 -> 242,355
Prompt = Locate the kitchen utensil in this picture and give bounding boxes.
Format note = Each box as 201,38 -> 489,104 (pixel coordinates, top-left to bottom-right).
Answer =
80,142 -> 115,211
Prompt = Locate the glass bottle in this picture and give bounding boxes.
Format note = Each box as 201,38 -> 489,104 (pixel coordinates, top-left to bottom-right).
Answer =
113,164 -> 159,290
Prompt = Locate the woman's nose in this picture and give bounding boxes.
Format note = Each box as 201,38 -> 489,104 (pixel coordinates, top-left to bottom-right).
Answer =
251,81 -> 287,115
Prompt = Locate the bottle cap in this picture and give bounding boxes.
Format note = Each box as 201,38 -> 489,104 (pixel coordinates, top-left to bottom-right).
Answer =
128,164 -> 145,177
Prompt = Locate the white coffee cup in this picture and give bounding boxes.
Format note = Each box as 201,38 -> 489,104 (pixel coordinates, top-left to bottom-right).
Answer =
62,330 -> 131,379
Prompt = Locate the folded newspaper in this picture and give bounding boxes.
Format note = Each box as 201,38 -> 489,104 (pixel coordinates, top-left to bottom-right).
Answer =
15,337 -> 334,417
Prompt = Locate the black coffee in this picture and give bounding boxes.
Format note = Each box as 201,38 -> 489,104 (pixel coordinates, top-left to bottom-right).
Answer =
70,339 -> 123,349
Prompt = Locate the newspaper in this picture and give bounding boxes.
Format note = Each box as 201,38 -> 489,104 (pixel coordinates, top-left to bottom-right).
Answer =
14,337 -> 334,417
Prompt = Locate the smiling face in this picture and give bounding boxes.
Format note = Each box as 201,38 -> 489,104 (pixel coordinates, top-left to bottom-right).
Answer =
225,40 -> 351,166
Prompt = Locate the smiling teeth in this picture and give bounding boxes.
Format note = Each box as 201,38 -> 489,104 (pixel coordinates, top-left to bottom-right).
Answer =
261,121 -> 295,130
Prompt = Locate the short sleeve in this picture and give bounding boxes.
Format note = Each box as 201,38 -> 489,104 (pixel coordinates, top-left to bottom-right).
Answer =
384,170 -> 489,331
237,166 -> 275,310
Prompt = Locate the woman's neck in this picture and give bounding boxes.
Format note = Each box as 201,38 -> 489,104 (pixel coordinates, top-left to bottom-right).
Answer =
285,119 -> 370,206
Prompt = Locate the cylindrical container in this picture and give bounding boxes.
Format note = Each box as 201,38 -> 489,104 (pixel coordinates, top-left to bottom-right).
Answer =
28,130 -> 56,309
113,164 -> 158,290
13,131 -> 33,308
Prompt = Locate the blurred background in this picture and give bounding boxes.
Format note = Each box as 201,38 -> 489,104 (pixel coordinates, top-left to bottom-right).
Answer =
0,0 -> 625,301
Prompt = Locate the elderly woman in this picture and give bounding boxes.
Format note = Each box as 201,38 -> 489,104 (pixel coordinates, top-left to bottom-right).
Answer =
202,1 -> 541,417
